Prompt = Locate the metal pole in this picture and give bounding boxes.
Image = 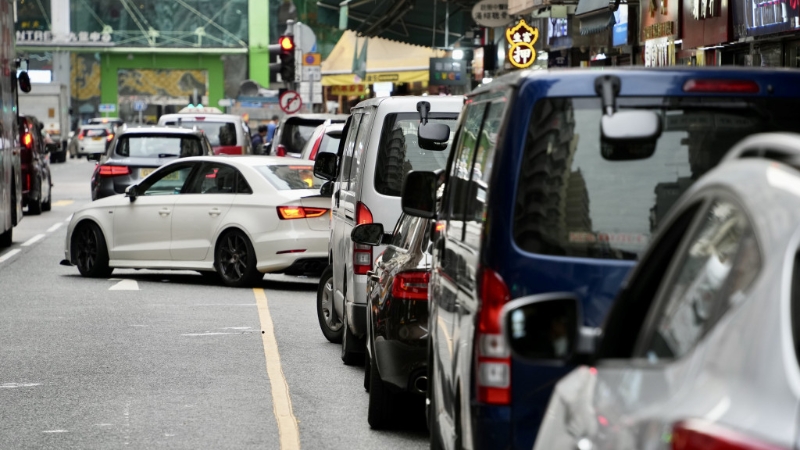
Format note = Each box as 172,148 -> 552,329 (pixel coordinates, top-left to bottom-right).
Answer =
445,1 -> 449,48
432,0 -> 437,47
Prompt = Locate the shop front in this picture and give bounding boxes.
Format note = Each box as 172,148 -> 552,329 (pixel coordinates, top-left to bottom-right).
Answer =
321,31 -> 444,111
641,0 -> 682,66
679,0 -> 731,65
729,0 -> 800,66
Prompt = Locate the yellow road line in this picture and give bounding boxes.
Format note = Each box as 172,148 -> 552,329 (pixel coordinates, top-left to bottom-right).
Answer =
253,288 -> 301,450
52,200 -> 74,207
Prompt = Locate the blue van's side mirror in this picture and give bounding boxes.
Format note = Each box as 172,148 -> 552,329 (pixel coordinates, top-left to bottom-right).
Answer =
402,170 -> 437,219
501,293 -> 597,363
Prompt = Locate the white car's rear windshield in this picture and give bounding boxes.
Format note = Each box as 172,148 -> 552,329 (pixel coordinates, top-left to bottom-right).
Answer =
164,120 -> 237,147
116,135 -> 204,158
255,165 -> 326,190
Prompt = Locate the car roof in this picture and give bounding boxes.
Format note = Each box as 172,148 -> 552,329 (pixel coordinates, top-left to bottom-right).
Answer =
351,95 -> 465,112
168,155 -> 315,167
159,113 -> 244,122
118,125 -> 205,137
471,66 -> 800,98
282,114 -> 349,122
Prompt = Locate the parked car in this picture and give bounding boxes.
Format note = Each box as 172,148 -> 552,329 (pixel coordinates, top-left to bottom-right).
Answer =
19,115 -> 52,215
350,213 -> 433,429
398,68 -> 800,450
271,114 -> 348,157
158,108 -> 253,155
300,122 -> 344,160
312,96 -> 463,365
75,124 -> 114,158
503,132 -> 800,450
90,126 -> 213,201
63,156 -> 330,286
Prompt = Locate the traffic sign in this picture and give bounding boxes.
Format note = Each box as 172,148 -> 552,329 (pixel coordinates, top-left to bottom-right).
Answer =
98,103 -> 116,113
133,100 -> 147,112
279,90 -> 302,114
303,53 -> 321,66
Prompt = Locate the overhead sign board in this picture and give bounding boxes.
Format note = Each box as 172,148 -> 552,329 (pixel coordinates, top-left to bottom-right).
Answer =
472,0 -> 513,27
429,58 -> 470,86
98,103 -> 116,113
506,19 -> 539,69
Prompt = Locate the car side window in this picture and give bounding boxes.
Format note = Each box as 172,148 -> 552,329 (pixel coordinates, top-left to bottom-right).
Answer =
140,164 -> 196,196
464,100 -> 505,250
390,215 -> 420,251
184,163 -> 240,194
444,103 -> 487,242
350,111 -> 374,192
339,113 -> 363,189
236,172 -> 252,194
637,199 -> 761,361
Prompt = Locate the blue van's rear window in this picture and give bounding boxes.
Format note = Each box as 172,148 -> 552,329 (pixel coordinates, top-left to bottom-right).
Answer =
514,96 -> 799,260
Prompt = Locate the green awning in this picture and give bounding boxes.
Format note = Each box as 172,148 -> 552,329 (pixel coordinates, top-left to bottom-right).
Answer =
317,0 -> 474,48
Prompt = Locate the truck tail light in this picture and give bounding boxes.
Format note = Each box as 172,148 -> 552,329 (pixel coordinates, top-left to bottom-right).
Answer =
97,165 -> 131,177
391,270 -> 430,300
276,206 -> 329,220
276,144 -> 287,157
353,243 -> 372,275
475,267 -> 511,405
672,419 -> 788,450
309,134 -> 324,160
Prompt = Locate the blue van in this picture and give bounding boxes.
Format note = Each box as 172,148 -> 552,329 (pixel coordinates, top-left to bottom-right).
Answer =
400,68 -> 800,450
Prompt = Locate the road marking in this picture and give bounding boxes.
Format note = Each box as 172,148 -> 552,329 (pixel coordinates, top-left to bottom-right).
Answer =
0,249 -> 21,263
52,200 -> 74,207
21,234 -> 45,247
42,430 -> 68,433
109,279 -> 139,290
253,288 -> 300,450
47,222 -> 63,233
0,382 -> 41,388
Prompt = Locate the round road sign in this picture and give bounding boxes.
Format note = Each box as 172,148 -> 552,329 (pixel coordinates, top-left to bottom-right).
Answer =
279,90 -> 302,114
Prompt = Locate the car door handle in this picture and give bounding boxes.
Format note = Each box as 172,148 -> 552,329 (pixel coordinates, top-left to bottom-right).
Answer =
158,208 -> 171,216
208,208 -> 221,216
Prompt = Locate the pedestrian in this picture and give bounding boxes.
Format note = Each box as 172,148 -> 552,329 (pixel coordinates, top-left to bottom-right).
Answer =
266,115 -> 279,144
252,125 -> 268,149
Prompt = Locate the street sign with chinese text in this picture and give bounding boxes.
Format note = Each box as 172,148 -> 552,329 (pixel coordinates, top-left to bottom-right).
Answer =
472,0 -> 513,27
506,19 -> 539,69
331,85 -> 367,96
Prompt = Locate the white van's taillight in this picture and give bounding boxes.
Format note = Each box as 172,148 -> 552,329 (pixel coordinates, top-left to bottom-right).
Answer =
353,202 -> 373,275
475,267 -> 511,405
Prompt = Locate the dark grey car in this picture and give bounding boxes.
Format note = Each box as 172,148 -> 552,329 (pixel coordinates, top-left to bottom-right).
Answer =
90,126 -> 213,200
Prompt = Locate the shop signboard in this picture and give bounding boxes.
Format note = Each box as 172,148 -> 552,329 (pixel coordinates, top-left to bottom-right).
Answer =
683,0 -> 730,47
472,0 -> 513,27
732,0 -> 800,38
429,58 -> 469,86
613,5 -> 630,46
473,47 -> 485,82
331,85 -> 367,96
644,37 -> 676,66
506,19 -> 540,69
16,29 -> 113,47
641,0 -> 681,43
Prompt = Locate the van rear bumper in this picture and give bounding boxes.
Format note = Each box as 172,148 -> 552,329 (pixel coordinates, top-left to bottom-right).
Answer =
346,301 -> 367,337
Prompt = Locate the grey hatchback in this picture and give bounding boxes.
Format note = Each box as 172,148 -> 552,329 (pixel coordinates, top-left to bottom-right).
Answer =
90,126 -> 213,200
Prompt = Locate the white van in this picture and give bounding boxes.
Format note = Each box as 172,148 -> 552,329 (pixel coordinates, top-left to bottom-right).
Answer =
158,108 -> 252,155
313,95 -> 463,363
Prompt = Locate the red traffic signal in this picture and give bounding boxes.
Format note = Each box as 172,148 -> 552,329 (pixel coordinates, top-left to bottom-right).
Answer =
279,35 -> 294,54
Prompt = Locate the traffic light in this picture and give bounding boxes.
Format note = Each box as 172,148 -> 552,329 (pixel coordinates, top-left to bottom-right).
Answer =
269,35 -> 295,84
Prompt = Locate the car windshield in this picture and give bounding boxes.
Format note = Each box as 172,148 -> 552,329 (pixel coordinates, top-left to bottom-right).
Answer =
255,164 -> 326,190
83,128 -> 108,137
513,96 -> 800,260
374,113 -> 458,197
167,120 -> 236,147
116,135 -> 204,158
280,120 -> 322,154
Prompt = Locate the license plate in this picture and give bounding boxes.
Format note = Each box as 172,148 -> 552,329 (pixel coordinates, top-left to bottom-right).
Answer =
140,168 -> 179,180
92,137 -> 102,141
139,168 -> 155,178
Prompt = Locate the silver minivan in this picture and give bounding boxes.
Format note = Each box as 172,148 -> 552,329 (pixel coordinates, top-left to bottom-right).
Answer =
314,95 -> 463,364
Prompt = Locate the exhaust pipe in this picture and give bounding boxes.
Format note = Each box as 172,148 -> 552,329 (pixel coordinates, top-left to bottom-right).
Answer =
413,375 -> 428,394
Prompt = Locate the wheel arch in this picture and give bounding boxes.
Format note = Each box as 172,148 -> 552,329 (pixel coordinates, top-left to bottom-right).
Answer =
69,217 -> 109,264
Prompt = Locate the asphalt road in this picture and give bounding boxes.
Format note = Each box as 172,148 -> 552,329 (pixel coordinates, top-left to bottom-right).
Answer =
0,157 -> 428,449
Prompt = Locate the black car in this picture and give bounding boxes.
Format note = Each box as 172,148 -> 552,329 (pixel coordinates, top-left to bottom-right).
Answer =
90,126 -> 213,200
351,213 -> 432,429
19,115 -> 53,215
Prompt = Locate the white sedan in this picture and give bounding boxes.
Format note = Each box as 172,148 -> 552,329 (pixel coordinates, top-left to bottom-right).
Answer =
62,156 -> 331,287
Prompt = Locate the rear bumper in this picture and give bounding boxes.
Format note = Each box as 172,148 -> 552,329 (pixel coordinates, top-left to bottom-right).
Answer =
347,301 -> 367,337
373,338 -> 427,391
254,231 -> 328,273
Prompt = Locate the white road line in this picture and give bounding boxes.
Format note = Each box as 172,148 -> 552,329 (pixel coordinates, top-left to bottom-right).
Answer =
108,279 -> 139,291
47,222 -> 63,233
20,234 -> 45,247
0,249 -> 21,263
254,288 -> 301,450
